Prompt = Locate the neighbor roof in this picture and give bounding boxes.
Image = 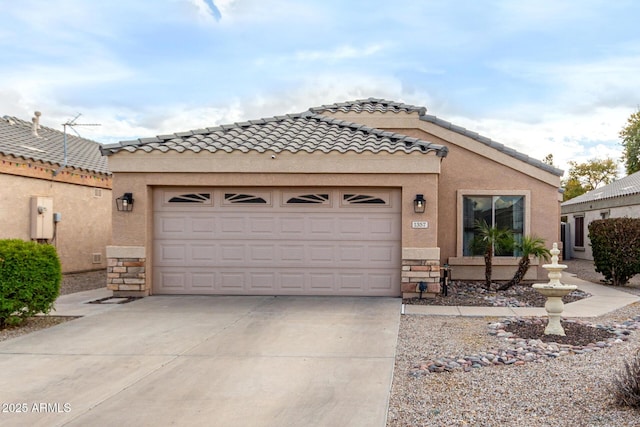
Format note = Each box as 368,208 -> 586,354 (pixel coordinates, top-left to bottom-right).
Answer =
312,98 -> 564,177
100,111 -> 449,157
0,114 -> 110,175
562,171 -> 640,206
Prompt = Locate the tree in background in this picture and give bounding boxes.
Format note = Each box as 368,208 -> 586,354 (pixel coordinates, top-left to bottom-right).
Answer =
562,157 -> 618,201
620,108 -> 640,175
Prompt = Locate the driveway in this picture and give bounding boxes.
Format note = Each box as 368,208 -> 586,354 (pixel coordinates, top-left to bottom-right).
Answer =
0,296 -> 400,427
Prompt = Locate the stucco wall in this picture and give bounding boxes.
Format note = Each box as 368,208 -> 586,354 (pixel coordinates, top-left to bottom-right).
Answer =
0,173 -> 112,272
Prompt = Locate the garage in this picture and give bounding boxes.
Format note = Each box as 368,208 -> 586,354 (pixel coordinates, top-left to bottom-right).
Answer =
153,187 -> 401,296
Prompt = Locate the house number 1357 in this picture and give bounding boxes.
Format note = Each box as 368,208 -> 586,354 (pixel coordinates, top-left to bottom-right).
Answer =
412,221 -> 429,229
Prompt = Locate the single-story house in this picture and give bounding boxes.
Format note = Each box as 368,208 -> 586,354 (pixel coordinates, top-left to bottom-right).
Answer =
101,98 -> 563,298
561,171 -> 640,260
0,112 -> 112,272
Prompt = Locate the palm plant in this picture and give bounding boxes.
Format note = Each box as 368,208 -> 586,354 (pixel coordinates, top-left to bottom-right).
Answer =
472,219 -> 514,290
497,235 -> 550,290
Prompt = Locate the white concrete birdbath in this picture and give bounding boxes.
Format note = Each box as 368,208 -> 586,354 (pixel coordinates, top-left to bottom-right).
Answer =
532,243 -> 577,336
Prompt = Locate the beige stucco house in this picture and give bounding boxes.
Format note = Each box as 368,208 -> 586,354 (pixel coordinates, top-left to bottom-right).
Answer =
101,99 -> 563,298
561,171 -> 640,260
0,112 -> 112,273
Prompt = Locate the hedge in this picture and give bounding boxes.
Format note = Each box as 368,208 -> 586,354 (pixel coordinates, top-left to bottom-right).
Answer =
0,239 -> 61,327
588,218 -> 640,287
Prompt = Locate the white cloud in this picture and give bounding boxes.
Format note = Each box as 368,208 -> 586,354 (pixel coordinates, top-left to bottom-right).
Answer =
449,106 -> 631,176
295,43 -> 389,62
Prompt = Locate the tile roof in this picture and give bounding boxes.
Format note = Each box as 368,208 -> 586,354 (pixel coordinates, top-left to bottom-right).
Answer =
312,98 -> 564,177
100,111 -> 449,157
310,98 -> 427,115
0,114 -> 109,175
561,171 -> 640,206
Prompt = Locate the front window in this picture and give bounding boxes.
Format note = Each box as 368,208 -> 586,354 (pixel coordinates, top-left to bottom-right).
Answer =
463,195 -> 524,256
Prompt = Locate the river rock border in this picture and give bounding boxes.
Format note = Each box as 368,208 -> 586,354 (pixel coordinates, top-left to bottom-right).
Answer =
410,315 -> 640,376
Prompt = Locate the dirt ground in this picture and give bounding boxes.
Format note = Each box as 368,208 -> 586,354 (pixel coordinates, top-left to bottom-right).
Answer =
60,269 -> 107,295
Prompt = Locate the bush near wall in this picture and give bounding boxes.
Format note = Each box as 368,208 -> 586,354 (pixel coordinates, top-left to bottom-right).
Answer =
0,239 -> 61,328
588,218 -> 640,286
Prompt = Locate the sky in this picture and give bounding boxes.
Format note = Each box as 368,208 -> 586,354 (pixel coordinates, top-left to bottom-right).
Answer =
1,0 -> 639,177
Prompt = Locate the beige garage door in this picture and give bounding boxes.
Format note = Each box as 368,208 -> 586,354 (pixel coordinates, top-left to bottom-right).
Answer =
152,188 -> 401,296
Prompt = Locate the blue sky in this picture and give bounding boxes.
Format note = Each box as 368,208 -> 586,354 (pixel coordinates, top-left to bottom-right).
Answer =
1,0 -> 639,176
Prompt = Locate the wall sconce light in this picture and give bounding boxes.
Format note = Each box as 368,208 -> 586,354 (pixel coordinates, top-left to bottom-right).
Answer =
116,193 -> 134,212
413,194 -> 426,213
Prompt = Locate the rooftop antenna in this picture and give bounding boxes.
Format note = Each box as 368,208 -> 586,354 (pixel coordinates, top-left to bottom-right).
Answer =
53,113 -> 101,177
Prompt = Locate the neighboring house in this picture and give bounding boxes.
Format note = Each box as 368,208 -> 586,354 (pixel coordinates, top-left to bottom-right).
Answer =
0,112 -> 112,273
101,98 -> 563,298
561,171 -> 640,260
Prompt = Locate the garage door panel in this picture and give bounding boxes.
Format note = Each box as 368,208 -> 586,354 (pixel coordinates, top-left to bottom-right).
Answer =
249,273 -> 275,290
368,217 -> 395,235
340,274 -> 365,290
339,245 -> 365,262
279,217 -> 305,234
220,273 -> 244,291
280,245 -> 305,262
158,244 -> 186,263
309,217 -> 334,234
309,245 -> 334,262
250,245 -> 276,261
192,218 -> 215,233
310,273 -> 334,290
220,244 -> 245,261
368,245 -> 396,262
153,188 -> 401,296
192,272 -> 216,290
157,271 -> 187,291
220,217 -> 244,233
369,274 -> 394,291
250,217 -> 276,233
338,217 -> 365,234
159,217 -> 186,233
280,273 -> 304,290
191,244 -> 216,262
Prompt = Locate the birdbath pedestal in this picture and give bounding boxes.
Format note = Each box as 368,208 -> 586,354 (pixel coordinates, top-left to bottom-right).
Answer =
532,243 -> 577,336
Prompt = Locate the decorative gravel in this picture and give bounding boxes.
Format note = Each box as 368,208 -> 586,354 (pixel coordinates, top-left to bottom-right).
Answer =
387,302 -> 640,426
404,280 -> 590,307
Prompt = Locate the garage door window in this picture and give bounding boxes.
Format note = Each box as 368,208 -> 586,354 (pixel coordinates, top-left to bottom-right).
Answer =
285,193 -> 330,204
167,193 -> 212,204
224,192 -> 271,205
342,193 -> 388,206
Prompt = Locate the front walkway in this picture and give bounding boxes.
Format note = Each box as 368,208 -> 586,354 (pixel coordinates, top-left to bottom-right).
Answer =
403,272 -> 640,317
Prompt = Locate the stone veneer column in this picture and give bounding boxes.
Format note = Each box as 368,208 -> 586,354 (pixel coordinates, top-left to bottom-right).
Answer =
401,247 -> 441,298
106,246 -> 147,297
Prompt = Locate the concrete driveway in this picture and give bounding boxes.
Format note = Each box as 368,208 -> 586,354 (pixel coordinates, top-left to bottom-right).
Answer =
0,295 -> 401,427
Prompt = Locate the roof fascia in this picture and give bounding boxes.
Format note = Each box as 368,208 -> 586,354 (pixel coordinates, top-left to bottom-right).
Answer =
106,150 -> 442,174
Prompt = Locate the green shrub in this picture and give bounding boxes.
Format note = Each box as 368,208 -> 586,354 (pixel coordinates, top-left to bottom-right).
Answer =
0,239 -> 61,328
610,349 -> 640,408
589,218 -> 640,286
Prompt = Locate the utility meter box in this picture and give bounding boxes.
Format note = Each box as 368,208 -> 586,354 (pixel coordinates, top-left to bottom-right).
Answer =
30,196 -> 54,240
